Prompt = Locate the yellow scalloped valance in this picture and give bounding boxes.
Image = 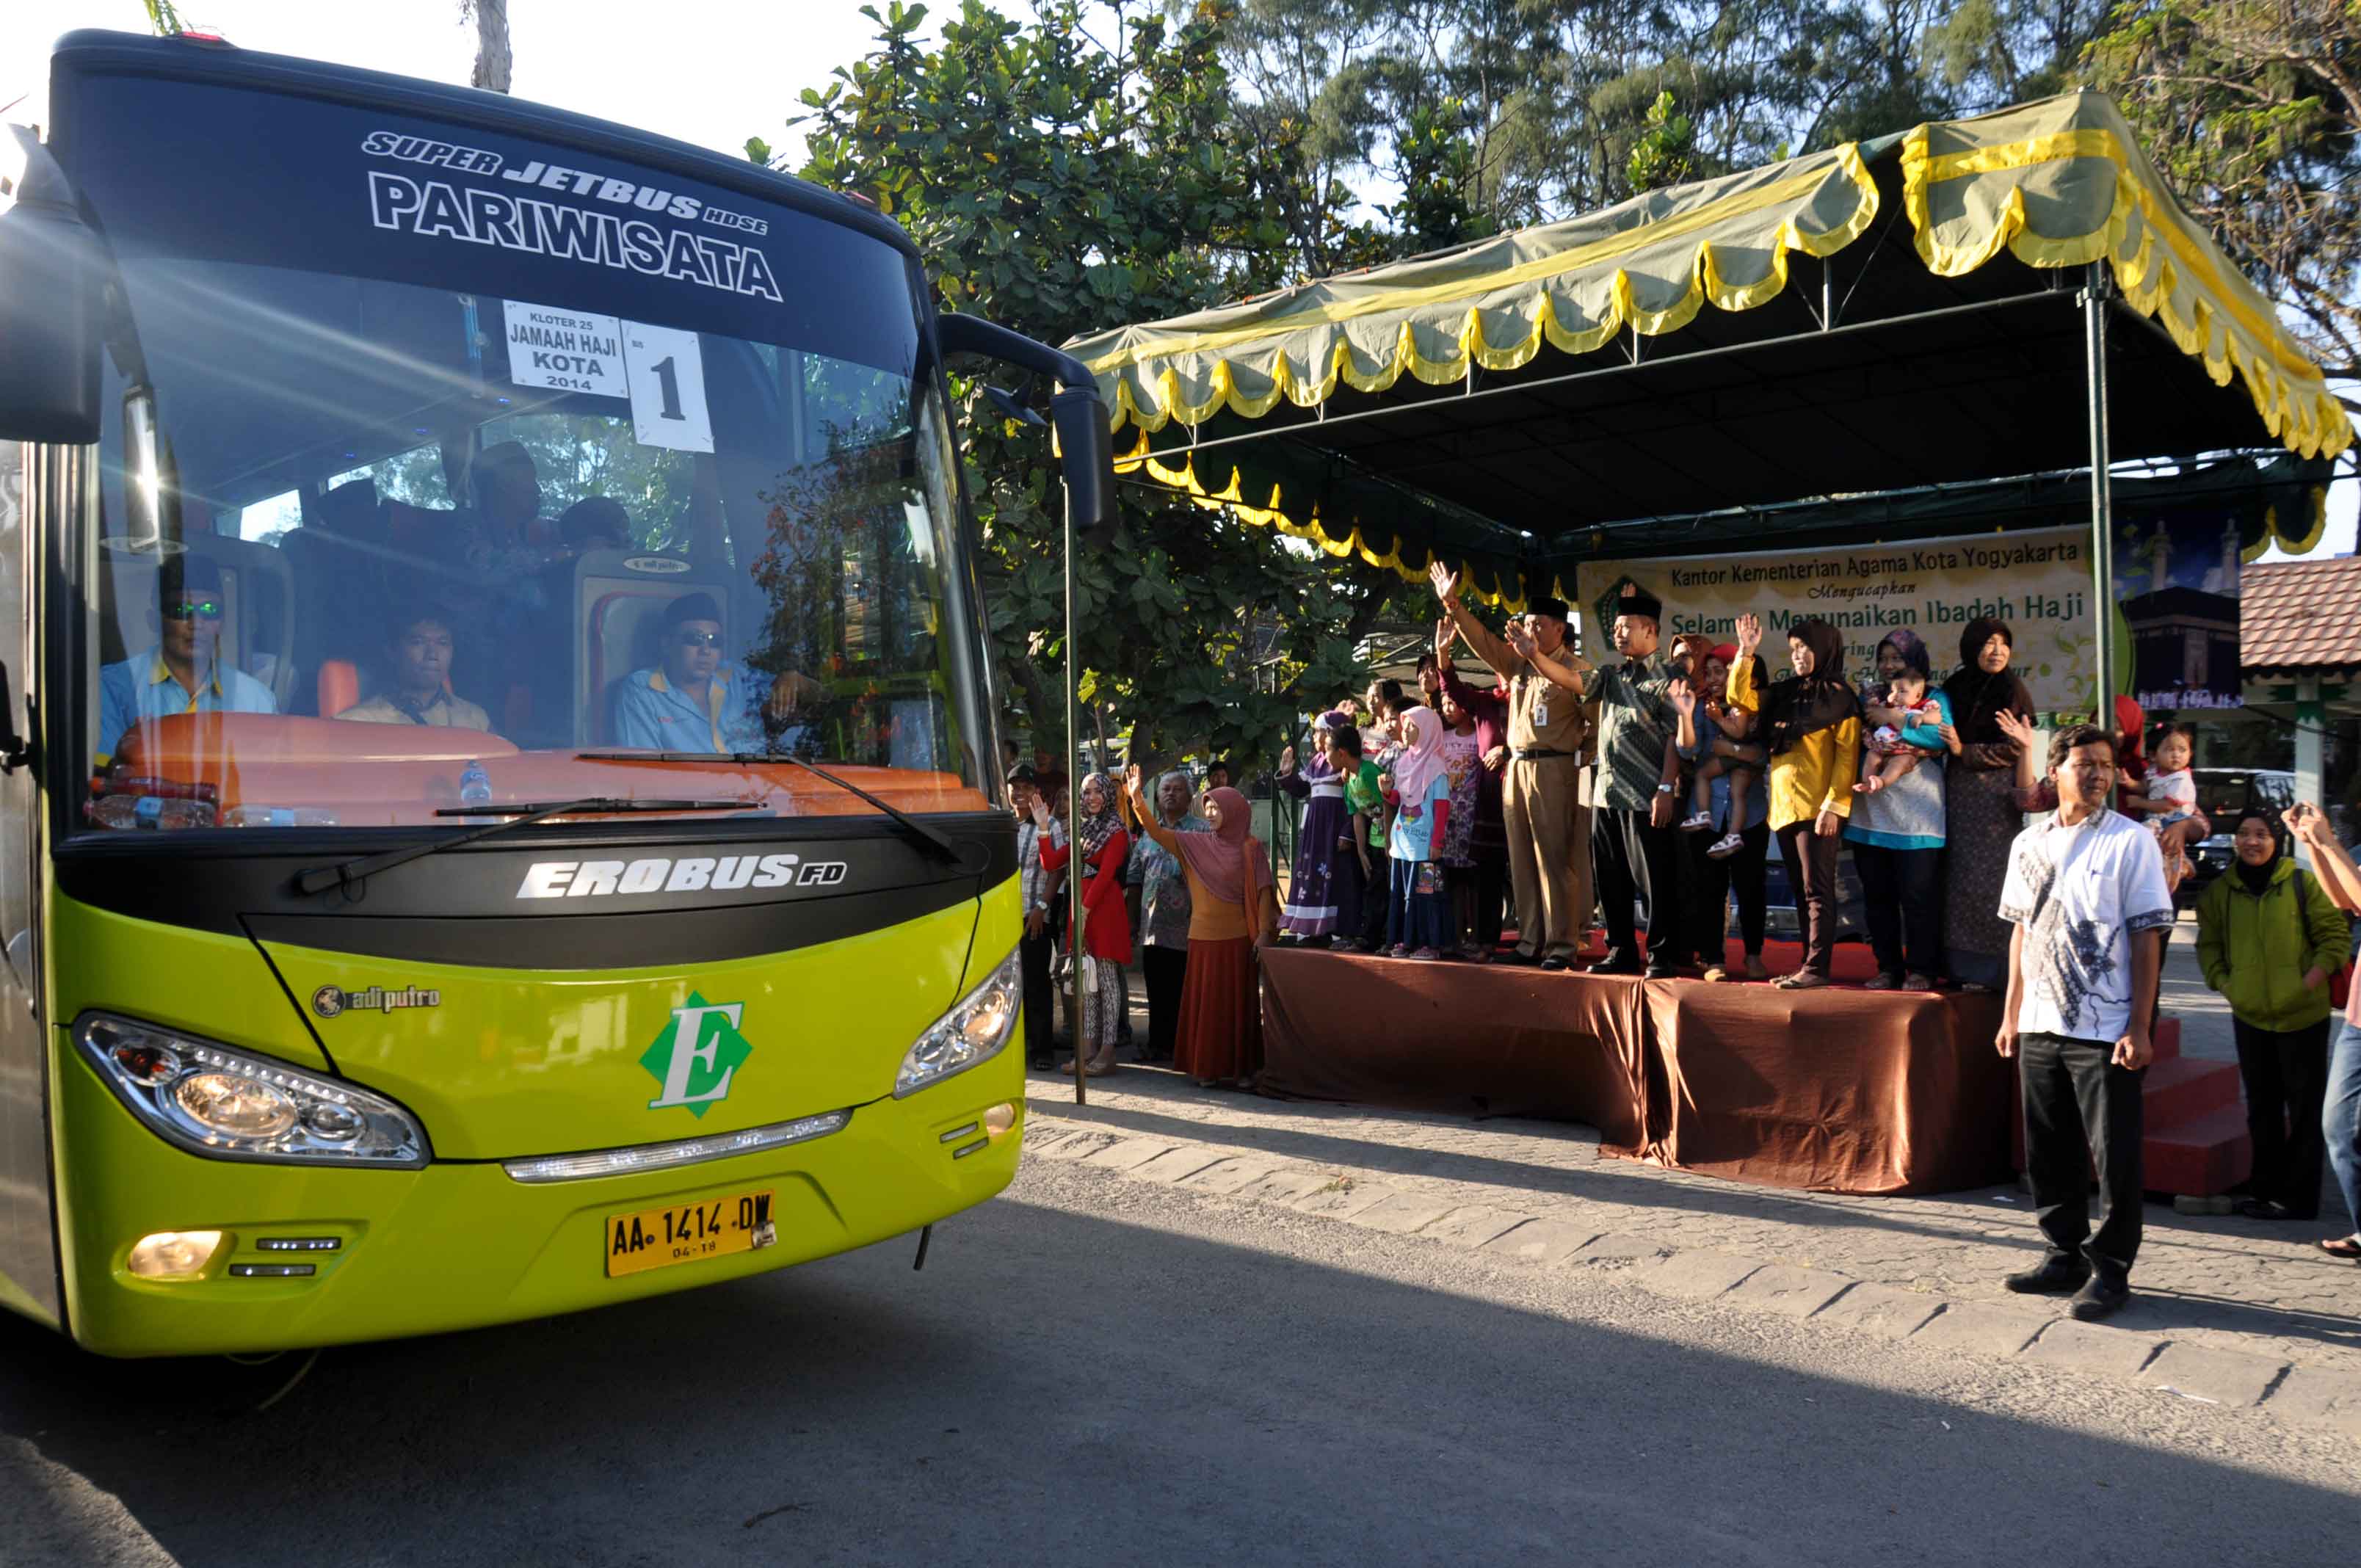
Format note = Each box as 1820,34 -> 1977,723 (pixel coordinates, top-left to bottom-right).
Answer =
1075,141 -> 1880,438
1070,91 -> 2350,473
1901,98 -> 2346,462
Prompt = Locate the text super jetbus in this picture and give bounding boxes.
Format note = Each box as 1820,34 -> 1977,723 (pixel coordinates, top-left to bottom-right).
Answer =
0,30 -> 1113,1357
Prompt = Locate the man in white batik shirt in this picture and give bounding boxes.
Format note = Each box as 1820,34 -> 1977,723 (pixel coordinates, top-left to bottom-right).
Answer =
1995,721 -> 2175,1321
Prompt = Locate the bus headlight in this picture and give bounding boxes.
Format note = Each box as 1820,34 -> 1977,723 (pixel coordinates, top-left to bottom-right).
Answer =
894,946 -> 1021,1099
76,1014 -> 430,1168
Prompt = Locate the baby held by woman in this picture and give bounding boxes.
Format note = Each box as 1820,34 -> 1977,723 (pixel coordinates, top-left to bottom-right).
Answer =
1854,634 -> 1943,794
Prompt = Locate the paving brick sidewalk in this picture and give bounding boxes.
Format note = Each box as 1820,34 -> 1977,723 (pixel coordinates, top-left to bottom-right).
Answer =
1019,1050 -> 2361,1435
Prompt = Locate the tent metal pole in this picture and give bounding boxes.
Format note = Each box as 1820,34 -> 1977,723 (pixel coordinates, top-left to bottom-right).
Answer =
2082,264 -> 2116,721
1066,471 -> 1086,1106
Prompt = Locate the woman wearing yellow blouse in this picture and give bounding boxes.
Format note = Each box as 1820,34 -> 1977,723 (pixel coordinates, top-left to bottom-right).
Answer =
1731,614 -> 1863,990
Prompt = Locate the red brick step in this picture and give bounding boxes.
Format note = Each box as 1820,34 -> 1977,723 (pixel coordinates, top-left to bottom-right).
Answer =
2144,1104 -> 2254,1199
2139,1055 -> 2242,1130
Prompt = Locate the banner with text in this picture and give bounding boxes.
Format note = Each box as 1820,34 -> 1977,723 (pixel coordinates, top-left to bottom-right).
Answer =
1577,528 -> 2097,715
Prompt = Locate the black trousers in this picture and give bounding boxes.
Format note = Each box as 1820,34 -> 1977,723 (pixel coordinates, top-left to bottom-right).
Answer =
1332,843 -> 1369,948
1854,842 -> 1941,980
1471,853 -> 1508,950
1592,806 -> 1684,963
1687,820 -> 1769,965
1141,944 -> 1188,1063
1020,928 -> 1056,1060
1772,821 -> 1841,977
1356,849 -> 1393,947
2021,1031 -> 2146,1286
2233,1016 -> 2332,1219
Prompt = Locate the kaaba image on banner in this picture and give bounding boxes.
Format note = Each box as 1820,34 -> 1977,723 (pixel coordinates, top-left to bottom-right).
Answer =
2117,508 -> 2244,712
2108,456 -> 2332,714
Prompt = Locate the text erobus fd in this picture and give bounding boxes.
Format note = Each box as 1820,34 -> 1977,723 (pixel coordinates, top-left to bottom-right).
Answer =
0,31 -> 1115,1357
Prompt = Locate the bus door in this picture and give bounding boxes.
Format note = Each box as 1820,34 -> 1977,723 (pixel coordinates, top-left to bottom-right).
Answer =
0,440 -> 55,1324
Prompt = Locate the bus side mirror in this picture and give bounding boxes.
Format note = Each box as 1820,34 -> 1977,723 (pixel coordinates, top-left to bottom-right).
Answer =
935,312 -> 1119,539
1048,386 -> 1119,540
0,126 -> 104,445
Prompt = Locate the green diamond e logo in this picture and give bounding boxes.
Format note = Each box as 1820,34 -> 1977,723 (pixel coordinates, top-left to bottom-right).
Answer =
639,992 -> 752,1118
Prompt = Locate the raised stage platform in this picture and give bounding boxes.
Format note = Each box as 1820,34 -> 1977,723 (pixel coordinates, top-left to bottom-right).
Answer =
1258,939 -> 2242,1197
1259,941 -> 2012,1195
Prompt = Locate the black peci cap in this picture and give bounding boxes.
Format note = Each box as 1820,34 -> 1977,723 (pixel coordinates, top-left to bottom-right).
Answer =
1616,582 -> 1664,622
663,592 -> 723,628
1528,596 -> 1570,622
159,551 -> 222,601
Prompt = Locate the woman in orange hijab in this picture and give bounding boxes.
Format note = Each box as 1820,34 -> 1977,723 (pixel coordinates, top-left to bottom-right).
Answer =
1127,766 -> 1279,1089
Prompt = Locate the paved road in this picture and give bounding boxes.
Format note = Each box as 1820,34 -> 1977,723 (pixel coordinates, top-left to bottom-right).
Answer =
4,1157 -> 2355,1567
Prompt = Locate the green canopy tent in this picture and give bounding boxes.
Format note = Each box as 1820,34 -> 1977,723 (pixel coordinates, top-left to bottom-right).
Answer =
1065,91 -> 2353,703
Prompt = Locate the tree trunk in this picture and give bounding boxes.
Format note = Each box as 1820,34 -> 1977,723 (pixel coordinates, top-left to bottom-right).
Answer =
469,0 -> 512,94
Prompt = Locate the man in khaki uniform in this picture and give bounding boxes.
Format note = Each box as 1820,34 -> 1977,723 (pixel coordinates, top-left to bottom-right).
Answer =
1432,563 -> 1594,970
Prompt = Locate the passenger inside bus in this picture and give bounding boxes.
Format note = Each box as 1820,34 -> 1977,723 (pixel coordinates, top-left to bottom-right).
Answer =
610,592 -> 817,754
559,496 -> 631,555
97,551 -> 277,761
332,606 -> 492,730
454,440 -> 561,576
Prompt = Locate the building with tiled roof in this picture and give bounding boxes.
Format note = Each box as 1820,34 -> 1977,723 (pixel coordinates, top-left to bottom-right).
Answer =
2244,556 -> 2361,676
2241,556 -> 2360,824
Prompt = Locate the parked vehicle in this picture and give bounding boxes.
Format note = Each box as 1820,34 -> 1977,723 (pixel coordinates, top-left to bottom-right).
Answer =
2181,768 -> 2298,904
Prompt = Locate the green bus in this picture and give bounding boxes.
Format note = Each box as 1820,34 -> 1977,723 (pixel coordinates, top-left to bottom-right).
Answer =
0,29 -> 1110,1357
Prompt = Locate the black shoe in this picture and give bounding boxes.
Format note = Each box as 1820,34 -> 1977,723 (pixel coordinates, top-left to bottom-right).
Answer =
1539,955 -> 1568,972
2003,1258 -> 2091,1296
2068,1277 -> 2130,1321
2237,1198 -> 2305,1221
1029,1053 -> 1056,1071
1644,959 -> 1685,980
1585,951 -> 1643,976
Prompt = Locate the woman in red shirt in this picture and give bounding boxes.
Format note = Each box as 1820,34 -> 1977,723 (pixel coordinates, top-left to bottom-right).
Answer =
1037,771 -> 1134,1077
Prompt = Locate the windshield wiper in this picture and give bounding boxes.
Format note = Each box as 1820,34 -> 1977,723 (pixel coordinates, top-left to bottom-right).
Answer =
293,796 -> 755,898
575,751 -> 964,865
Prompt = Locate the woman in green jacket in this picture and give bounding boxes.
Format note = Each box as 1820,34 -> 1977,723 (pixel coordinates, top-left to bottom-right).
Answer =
2197,809 -> 2354,1222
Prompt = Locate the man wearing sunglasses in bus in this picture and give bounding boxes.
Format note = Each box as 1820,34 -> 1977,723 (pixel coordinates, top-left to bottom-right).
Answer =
96,551 -> 276,764
611,592 -> 819,755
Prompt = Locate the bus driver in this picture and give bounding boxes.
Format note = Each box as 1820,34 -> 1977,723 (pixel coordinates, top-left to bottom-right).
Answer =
97,551 -> 276,763
333,606 -> 492,729
610,592 -> 818,754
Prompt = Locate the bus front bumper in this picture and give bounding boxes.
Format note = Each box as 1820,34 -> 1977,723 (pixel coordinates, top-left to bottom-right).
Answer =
52,1043 -> 1025,1358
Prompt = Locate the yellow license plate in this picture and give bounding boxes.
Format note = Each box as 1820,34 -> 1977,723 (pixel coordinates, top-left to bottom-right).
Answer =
605,1189 -> 777,1278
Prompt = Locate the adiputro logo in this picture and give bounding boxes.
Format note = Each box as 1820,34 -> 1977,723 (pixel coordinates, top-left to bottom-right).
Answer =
313,984 -> 440,1019
639,992 -> 752,1117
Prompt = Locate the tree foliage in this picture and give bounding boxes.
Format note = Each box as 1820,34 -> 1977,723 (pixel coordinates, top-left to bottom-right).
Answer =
767,1 -> 1419,770
753,0 -> 2349,767
2086,0 -> 2361,385
1218,0 -> 2139,239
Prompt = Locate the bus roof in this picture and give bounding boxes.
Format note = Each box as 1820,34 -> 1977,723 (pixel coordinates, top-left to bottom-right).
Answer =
43,29 -> 917,264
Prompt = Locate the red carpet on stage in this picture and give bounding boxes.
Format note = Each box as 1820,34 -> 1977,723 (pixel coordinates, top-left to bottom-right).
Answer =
1258,940 -> 2012,1196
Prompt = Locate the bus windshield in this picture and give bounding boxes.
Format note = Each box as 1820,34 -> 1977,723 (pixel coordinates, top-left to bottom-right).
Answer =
54,76 -> 993,835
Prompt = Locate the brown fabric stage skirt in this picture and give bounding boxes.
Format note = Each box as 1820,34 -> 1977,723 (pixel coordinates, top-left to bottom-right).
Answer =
1258,943 -> 2011,1194
1175,936 -> 1261,1082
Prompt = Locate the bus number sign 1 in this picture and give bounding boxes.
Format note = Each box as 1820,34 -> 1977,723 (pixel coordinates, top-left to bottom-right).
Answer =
623,322 -> 714,453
